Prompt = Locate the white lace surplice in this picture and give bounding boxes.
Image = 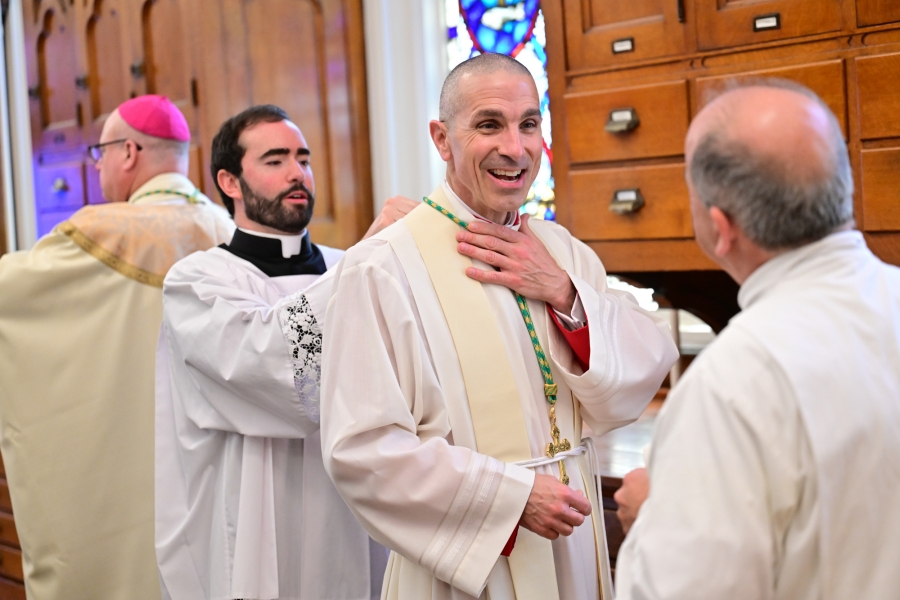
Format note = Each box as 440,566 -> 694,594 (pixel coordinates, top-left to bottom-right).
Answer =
155,246 -> 382,600
278,292 -> 325,424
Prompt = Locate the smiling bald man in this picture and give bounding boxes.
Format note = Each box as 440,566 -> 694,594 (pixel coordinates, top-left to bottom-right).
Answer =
319,53 -> 677,600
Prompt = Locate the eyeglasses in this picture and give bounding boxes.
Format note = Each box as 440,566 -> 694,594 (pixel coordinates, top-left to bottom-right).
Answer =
86,139 -> 143,164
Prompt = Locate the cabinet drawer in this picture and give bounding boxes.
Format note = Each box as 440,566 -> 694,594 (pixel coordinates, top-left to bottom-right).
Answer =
695,60 -> 847,137
37,209 -> 81,239
0,546 -> 22,583
857,53 -> 900,141
565,81 -> 689,165
857,0 -> 900,27
34,163 -> 86,212
0,577 -> 25,600
563,0 -> 687,70
0,515 -> 17,550
0,481 -> 10,514
861,148 -> 900,232
570,163 -> 693,241
696,0 -> 843,51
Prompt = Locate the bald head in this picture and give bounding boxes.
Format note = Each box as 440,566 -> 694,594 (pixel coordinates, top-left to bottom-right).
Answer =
439,53 -> 534,124
686,80 -> 853,250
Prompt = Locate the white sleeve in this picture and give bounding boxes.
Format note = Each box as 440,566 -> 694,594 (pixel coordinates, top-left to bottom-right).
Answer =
547,236 -> 679,436
162,257 -> 317,437
320,255 -> 534,597
615,334 -> 802,600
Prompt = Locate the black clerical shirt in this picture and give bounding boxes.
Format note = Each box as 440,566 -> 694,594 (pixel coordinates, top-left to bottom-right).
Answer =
220,228 -> 327,277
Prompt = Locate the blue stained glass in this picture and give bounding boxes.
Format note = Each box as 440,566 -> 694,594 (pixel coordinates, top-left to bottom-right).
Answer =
447,0 -> 556,221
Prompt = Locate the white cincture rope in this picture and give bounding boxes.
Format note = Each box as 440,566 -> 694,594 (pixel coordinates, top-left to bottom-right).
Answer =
513,438 -> 596,471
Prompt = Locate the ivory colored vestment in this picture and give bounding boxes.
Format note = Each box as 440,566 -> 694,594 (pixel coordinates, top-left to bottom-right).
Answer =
320,184 -> 679,600
616,231 -> 900,600
0,173 -> 233,599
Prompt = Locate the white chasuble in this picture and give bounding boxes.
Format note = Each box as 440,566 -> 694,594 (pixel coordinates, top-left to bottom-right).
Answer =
616,232 -> 900,600
320,184 -> 678,600
156,245 -> 378,600
0,173 -> 232,600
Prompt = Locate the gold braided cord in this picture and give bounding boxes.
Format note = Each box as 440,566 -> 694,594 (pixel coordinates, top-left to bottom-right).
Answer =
131,188 -> 201,204
57,221 -> 165,288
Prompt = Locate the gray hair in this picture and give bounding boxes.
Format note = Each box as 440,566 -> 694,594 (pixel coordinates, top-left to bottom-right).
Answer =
439,53 -> 533,123
689,78 -> 854,250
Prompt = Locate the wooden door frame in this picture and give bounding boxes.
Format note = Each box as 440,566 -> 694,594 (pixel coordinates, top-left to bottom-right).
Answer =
3,0 -> 37,250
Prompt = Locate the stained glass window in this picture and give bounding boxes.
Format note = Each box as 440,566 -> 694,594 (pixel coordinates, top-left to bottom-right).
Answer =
446,0 -> 556,221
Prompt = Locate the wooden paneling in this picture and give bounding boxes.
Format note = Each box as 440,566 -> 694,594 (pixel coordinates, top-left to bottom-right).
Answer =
22,0 -> 373,245
565,81 -> 689,164
695,0 -> 844,51
571,163 -> 693,241
30,2 -> 82,150
857,0 -> 900,27
861,148 -> 900,231
140,0 -> 197,130
239,0 -> 334,230
857,53 -> 900,140
563,0 -> 687,70
695,60 -> 848,137
85,0 -> 131,126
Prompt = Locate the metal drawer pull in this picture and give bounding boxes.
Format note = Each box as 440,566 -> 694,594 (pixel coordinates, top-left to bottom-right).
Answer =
612,37 -> 634,54
52,178 -> 70,193
609,189 -> 645,215
754,13 -> 781,31
605,108 -> 640,134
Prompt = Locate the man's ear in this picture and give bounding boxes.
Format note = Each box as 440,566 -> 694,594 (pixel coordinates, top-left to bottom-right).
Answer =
122,139 -> 141,171
217,170 -> 243,203
709,206 -> 736,258
429,120 -> 452,161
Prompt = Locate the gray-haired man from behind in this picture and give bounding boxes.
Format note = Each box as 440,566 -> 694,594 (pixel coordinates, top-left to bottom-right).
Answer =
615,80 -> 900,599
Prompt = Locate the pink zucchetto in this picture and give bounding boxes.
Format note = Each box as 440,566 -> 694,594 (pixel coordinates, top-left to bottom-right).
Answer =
117,94 -> 191,143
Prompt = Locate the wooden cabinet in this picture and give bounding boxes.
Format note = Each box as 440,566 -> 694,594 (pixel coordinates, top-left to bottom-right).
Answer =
565,81 -> 690,163
695,60 -> 849,135
857,0 -> 900,27
563,0 -> 688,70
0,456 -> 24,599
857,52 -> 900,140
860,148 -> 900,231
695,0 -> 844,51
571,163 -> 694,241
22,0 -> 373,248
544,0 -> 900,324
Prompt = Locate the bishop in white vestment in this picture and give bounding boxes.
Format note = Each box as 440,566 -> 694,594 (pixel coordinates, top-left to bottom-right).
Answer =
615,82 -> 900,599
0,95 -> 233,600
319,54 -> 677,600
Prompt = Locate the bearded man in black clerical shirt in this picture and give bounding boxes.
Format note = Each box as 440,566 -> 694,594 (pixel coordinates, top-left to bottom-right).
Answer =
154,104 -> 415,600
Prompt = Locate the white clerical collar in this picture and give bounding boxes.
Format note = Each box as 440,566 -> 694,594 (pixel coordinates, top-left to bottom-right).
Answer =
441,181 -> 520,230
737,230 -> 865,310
237,227 -> 307,258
